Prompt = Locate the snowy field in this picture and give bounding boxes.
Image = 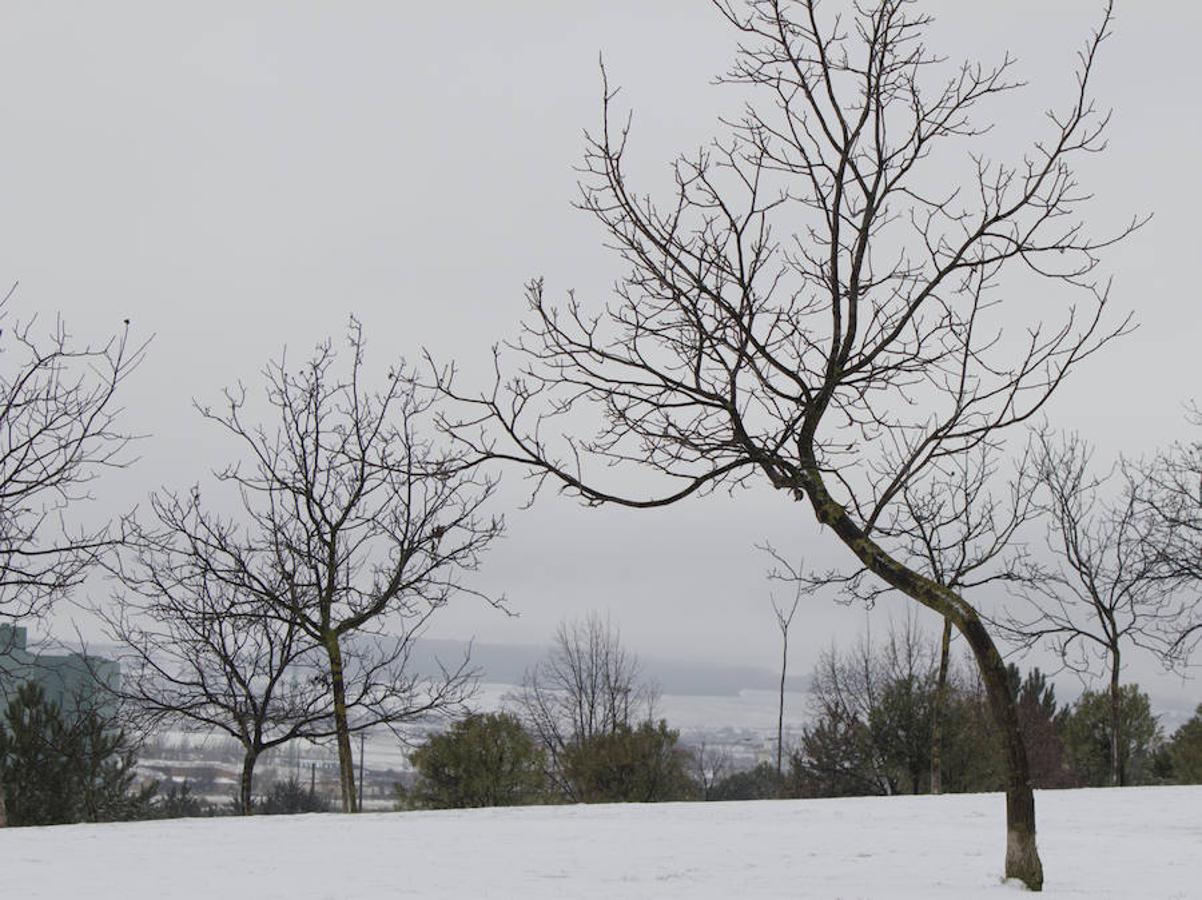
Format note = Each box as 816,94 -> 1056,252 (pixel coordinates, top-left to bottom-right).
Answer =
3,786 -> 1198,898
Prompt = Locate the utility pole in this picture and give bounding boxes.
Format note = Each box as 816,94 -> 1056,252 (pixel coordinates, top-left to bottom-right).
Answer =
357,731 -> 366,812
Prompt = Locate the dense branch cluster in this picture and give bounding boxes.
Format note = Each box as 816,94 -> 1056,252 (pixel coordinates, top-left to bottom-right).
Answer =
434,1 -> 1143,889
446,0 -> 1132,535
2,4 -> 1201,896
0,293 -> 144,626
513,613 -> 660,800
103,321 -> 504,812
1133,411 -> 1202,661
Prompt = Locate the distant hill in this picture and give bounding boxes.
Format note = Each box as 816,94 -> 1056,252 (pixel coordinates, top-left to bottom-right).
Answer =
50,634 -> 809,698
405,638 -> 811,697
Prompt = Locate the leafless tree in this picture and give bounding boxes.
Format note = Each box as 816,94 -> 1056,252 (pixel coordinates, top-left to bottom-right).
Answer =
99,489 -> 342,814
512,612 -> 658,800
0,291 -> 145,828
1002,429 -> 1177,786
1131,409 -> 1202,663
189,320 -> 502,812
687,736 -> 732,801
440,1 -> 1137,886
928,613 -> 953,795
806,632 -> 893,795
770,583 -> 801,784
0,289 -> 145,632
803,614 -> 938,796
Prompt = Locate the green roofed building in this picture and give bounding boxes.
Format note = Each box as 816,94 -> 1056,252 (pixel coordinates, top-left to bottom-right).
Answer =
0,624 -> 120,719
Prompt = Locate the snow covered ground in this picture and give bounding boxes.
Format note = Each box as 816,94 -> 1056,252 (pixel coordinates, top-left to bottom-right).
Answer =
4,786 -> 1198,898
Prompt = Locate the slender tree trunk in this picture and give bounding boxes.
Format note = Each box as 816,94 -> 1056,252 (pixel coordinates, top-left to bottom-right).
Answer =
931,617 -> 953,795
324,634 -> 358,812
776,629 -> 788,790
1109,653 -> 1123,787
240,749 -> 259,815
0,788 -> 7,827
358,730 -> 366,811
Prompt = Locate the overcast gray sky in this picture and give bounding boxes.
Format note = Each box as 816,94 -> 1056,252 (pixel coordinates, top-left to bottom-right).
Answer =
2,2 -> 1199,708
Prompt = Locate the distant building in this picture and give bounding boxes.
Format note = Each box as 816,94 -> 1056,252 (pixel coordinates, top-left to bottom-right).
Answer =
0,624 -> 120,718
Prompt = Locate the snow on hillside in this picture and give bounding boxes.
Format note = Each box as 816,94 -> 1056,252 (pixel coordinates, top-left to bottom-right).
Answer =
4,786 -> 1199,898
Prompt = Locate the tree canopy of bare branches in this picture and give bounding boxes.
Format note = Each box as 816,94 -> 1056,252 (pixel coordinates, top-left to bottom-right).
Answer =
129,320 -> 504,813
1131,410 -> 1202,663
440,1 -> 1136,888
101,489 -> 336,814
771,439 -> 1039,793
0,290 -> 144,630
1001,429 -> 1176,787
513,613 -> 658,800
805,615 -> 940,796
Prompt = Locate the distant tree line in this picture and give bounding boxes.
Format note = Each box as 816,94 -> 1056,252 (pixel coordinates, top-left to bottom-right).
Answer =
784,623 -> 1177,798
396,616 -> 1202,813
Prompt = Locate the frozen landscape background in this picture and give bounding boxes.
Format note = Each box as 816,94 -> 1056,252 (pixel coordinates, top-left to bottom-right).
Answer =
1,2 -> 1200,897
124,637 -> 1195,808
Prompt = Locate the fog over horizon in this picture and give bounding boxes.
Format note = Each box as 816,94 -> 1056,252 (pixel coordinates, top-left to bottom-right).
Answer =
2,1 -> 1199,714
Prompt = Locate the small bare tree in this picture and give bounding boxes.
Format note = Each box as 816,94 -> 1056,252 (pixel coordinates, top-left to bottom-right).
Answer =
777,442 -> 1038,793
513,613 -> 658,800
193,320 -> 503,812
440,2 -> 1137,886
1002,429 -> 1177,786
770,583 -> 801,784
687,736 -> 732,801
802,615 -> 939,796
101,489 -> 337,814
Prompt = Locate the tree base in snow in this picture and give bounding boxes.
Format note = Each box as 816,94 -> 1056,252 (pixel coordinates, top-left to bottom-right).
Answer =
1005,827 -> 1044,891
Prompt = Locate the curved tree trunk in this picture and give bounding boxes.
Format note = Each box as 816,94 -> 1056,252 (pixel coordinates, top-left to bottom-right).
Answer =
324,634 -> 358,813
931,617 -> 953,795
957,618 -> 1043,891
240,749 -> 259,815
803,469 -> 1044,890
